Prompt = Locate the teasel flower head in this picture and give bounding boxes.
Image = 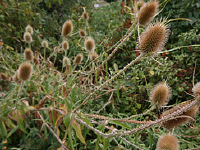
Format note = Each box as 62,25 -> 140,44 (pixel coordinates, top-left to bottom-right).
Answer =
25,25 -> 33,34
138,0 -> 159,26
79,29 -> 86,37
161,100 -> 199,129
24,48 -> 33,61
63,57 -> 71,67
192,82 -> 200,99
19,62 -> 32,81
150,82 -> 171,109
137,0 -> 145,11
139,21 -> 170,55
156,134 -> 179,150
62,40 -> 69,50
41,40 -> 48,48
62,20 -> 73,37
0,73 -> 8,81
89,52 -> 99,61
85,37 -> 95,52
23,32 -> 33,43
33,57 -> 39,65
74,53 -> 83,65
82,12 -> 89,20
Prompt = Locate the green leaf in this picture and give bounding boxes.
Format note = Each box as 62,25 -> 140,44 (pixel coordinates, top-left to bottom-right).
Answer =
67,127 -> 74,150
72,123 -> 86,145
103,137 -> 109,150
63,113 -> 71,129
17,113 -> 28,134
66,74 -> 77,89
111,120 -> 132,130
0,119 -> 7,138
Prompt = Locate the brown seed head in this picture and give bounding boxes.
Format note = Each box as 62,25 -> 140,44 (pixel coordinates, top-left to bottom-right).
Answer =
41,40 -> 48,48
74,53 -> 83,65
89,52 -> 99,61
138,1 -> 159,26
161,100 -> 199,129
33,57 -> 39,65
62,20 -> 73,37
25,25 -> 33,34
62,41 -> 69,50
24,48 -> 33,61
23,32 -> 33,43
79,29 -> 86,37
150,82 -> 171,108
82,12 -> 89,20
19,62 -> 32,81
139,22 -> 170,55
85,37 -> 95,52
63,57 -> 71,66
0,73 -> 8,81
156,134 -> 179,150
192,82 -> 200,99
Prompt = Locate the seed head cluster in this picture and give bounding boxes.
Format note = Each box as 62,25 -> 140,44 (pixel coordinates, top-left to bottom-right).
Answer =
74,53 -> 83,65
85,37 -> 95,52
19,62 -> 32,81
156,134 -> 179,150
24,48 -> 33,61
25,25 -> 33,34
23,32 -> 33,43
62,41 -> 69,50
62,20 -> 73,37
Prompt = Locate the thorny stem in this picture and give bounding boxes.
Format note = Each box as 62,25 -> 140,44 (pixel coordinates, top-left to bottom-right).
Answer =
73,53 -> 143,113
119,136 -> 144,150
76,99 -> 199,138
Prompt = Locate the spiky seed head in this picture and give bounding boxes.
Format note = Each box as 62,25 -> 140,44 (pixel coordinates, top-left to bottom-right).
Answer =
82,12 -> 89,20
79,29 -> 86,37
62,20 -> 73,37
62,41 -> 69,50
161,100 -> 199,129
23,32 -> 33,43
0,73 -> 8,81
41,40 -> 48,48
19,62 -> 32,81
139,22 -> 170,55
24,48 -> 33,61
74,53 -> 83,65
33,57 -> 39,65
63,57 -> 71,67
85,37 -> 95,52
138,1 -> 159,26
137,0 -> 145,11
54,46 -> 60,53
150,82 -> 171,108
89,52 -> 99,61
192,82 -> 200,99
25,25 -> 33,34
156,134 -> 179,150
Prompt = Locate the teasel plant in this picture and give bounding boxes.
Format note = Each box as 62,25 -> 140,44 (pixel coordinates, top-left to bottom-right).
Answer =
1,0 -> 200,150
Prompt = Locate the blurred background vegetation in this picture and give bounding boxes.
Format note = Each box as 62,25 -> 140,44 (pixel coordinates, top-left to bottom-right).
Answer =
0,0 -> 200,149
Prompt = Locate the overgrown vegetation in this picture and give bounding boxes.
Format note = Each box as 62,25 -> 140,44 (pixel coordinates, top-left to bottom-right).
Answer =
0,0 -> 200,149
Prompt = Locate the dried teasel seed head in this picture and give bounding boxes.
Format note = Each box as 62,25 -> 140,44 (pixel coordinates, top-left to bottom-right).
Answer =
33,57 -> 39,65
41,40 -> 48,48
137,0 -> 145,11
192,82 -> 200,99
161,100 -> 199,129
89,52 -> 99,61
150,82 -> 171,108
82,12 -> 89,20
139,21 -> 170,55
24,48 -> 33,61
62,20 -> 73,37
63,57 -> 71,67
138,0 -> 159,26
0,73 -> 8,81
25,25 -> 33,34
62,41 -> 69,50
85,37 -> 95,52
156,134 -> 179,150
74,53 -> 83,65
23,32 -> 33,43
79,29 -> 86,37
19,62 -> 32,81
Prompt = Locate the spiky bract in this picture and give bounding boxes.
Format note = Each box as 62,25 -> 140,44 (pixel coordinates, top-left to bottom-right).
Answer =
24,48 -> 33,61
161,100 -> 199,129
79,29 -> 86,37
156,134 -> 179,150
23,32 -> 33,43
192,82 -> 200,99
139,22 -> 169,55
138,1 -> 158,26
19,62 -> 32,81
150,82 -> 171,108
85,37 -> 95,52
62,20 -> 73,37
25,25 -> 33,34
74,53 -> 83,65
62,41 -> 69,50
